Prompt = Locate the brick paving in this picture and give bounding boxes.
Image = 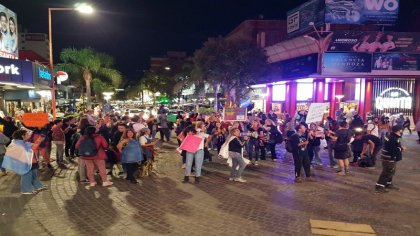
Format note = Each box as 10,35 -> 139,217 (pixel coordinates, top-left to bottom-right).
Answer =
1,134 -> 420,236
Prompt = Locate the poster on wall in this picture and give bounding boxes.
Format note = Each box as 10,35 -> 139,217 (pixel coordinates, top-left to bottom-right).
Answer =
286,0 -> 325,36
325,0 -> 399,25
306,103 -> 329,124
223,108 -> 247,121
323,52 -> 372,74
327,31 -> 420,53
0,4 -> 18,59
372,53 -> 420,71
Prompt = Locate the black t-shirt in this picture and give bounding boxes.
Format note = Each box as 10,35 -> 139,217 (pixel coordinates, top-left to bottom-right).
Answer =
335,129 -> 353,144
229,137 -> 243,153
362,134 -> 382,148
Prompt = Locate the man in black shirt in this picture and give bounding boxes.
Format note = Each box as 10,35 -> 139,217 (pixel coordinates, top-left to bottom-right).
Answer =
289,124 -> 315,183
361,133 -> 382,167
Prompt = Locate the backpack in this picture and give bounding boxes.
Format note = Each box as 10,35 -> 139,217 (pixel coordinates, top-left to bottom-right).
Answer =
78,136 -> 98,158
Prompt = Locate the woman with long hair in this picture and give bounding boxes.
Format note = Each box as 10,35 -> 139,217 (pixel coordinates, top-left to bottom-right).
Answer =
117,128 -> 143,184
6,17 -> 17,53
76,126 -> 113,187
2,129 -> 47,194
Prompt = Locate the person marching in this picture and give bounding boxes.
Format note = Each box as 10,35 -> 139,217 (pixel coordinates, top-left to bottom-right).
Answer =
375,125 -> 405,193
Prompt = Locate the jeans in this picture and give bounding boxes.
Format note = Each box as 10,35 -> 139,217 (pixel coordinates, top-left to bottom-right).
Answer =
376,160 -> 397,187
84,159 -> 108,184
292,151 -> 311,178
229,151 -> 246,178
185,149 -> 204,177
53,142 -> 65,163
21,167 -> 43,193
312,146 -> 322,165
327,140 -> 337,166
247,140 -> 259,162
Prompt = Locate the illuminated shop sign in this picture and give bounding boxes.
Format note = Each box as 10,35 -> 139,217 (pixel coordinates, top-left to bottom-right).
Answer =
375,87 -> 412,110
0,63 -> 20,75
38,67 -> 51,81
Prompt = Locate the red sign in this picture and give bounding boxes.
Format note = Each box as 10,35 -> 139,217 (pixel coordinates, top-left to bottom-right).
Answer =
179,134 -> 202,153
20,113 -> 49,128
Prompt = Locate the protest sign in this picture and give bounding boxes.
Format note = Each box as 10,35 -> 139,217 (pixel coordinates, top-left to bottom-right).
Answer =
20,113 -> 49,128
179,134 -> 203,153
223,108 -> 247,121
306,103 -> 329,124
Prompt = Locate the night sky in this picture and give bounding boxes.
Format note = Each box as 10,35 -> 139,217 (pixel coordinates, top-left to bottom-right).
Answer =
1,0 -> 419,82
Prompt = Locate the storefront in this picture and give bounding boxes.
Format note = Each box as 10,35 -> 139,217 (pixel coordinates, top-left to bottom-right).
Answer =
0,58 -> 52,116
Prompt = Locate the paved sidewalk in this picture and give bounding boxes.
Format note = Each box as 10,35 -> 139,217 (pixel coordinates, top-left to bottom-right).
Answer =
1,134 -> 420,236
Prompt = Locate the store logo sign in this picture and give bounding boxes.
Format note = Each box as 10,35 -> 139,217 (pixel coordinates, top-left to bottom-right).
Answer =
287,11 -> 299,33
0,64 -> 20,75
365,0 -> 399,11
38,67 -> 51,81
375,87 -> 412,110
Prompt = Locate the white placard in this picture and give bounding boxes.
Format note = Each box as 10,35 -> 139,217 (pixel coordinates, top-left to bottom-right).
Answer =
305,103 -> 329,124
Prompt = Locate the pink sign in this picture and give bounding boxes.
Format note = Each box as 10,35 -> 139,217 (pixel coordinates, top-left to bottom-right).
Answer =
179,135 -> 202,153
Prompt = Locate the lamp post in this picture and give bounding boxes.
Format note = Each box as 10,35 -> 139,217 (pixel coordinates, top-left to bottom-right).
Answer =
49,3 -> 93,119
304,22 -> 333,75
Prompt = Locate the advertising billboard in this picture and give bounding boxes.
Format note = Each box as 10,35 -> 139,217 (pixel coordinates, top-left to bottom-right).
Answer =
323,52 -> 372,74
0,4 -> 18,59
327,31 -> 420,53
325,0 -> 399,25
287,0 -> 325,37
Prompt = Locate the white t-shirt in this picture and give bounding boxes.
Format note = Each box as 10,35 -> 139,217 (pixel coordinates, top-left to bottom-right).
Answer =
367,123 -> 379,137
139,136 -> 148,146
197,132 -> 209,150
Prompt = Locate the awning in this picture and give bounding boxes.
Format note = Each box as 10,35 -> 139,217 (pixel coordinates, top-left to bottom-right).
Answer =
265,36 -> 318,64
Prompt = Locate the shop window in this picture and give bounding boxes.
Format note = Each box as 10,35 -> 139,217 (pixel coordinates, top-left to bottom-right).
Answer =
272,84 -> 286,101
297,83 -> 313,101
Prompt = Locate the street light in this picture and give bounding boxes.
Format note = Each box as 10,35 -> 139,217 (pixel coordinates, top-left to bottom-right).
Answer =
304,22 -> 333,75
49,3 -> 94,119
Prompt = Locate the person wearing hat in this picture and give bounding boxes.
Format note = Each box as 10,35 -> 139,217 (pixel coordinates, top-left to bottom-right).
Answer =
375,125 -> 405,193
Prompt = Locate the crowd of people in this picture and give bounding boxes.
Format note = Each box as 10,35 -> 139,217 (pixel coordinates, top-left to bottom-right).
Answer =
0,105 -> 418,194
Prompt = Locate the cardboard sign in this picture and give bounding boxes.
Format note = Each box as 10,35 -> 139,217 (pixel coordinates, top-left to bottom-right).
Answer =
223,108 -> 247,121
179,134 -> 203,153
20,113 -> 49,128
306,103 -> 329,124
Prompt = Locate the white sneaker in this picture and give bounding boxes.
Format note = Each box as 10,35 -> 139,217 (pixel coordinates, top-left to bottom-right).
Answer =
254,161 -> 259,166
90,182 -> 97,187
229,177 -> 234,181
21,191 -> 36,195
102,181 -> 113,187
234,177 -> 247,183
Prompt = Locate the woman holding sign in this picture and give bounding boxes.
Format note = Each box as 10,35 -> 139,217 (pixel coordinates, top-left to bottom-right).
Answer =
180,123 -> 212,184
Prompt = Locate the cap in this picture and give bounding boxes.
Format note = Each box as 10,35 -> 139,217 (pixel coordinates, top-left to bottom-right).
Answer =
392,125 -> 403,133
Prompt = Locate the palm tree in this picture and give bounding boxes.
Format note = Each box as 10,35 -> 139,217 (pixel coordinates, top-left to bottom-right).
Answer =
57,48 -> 122,109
